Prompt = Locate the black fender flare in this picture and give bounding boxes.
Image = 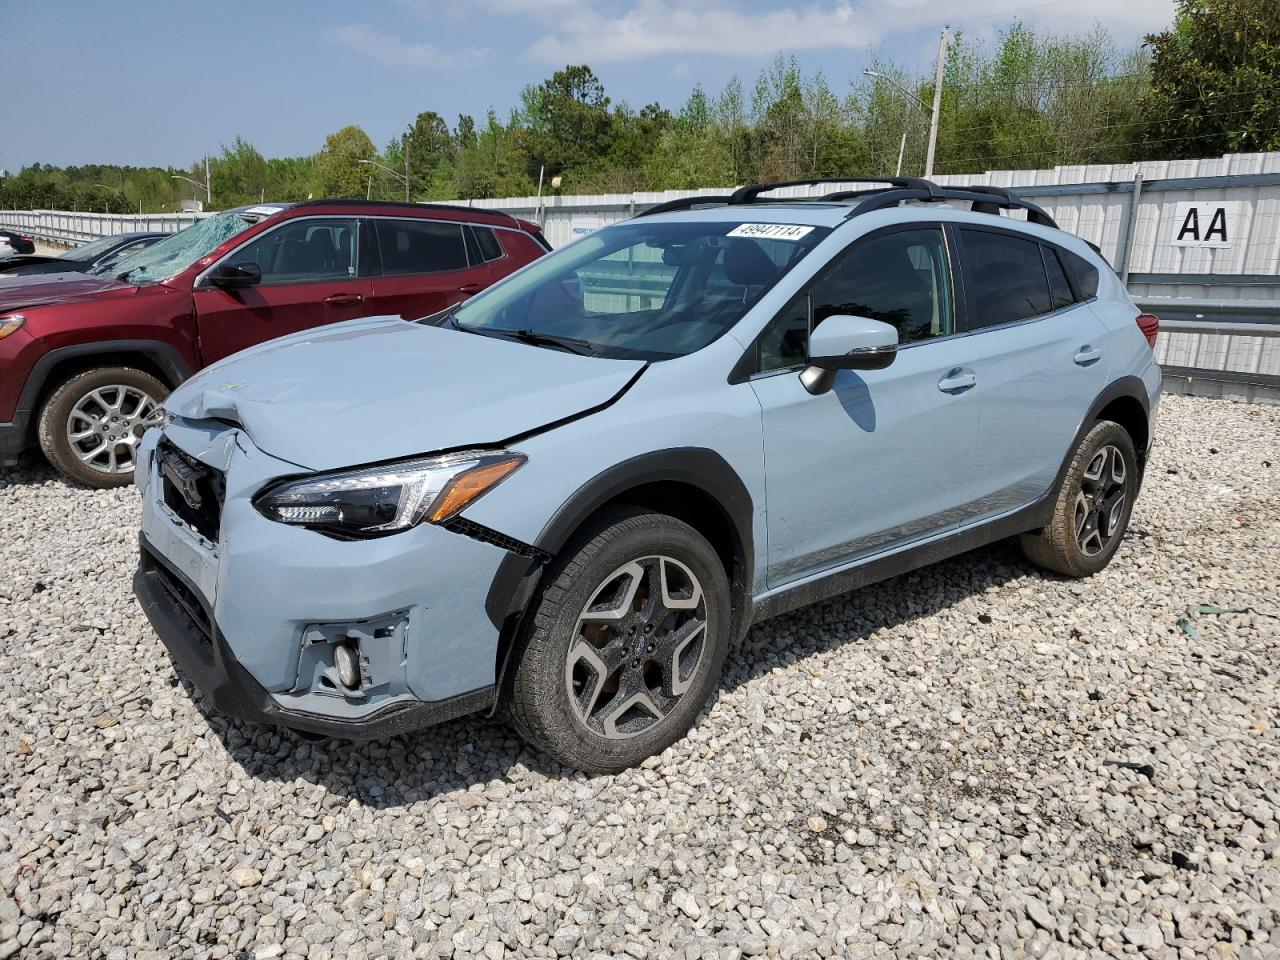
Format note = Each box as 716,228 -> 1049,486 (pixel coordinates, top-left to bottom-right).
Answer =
482,447 -> 755,712
16,339 -> 194,416
1041,375 -> 1153,522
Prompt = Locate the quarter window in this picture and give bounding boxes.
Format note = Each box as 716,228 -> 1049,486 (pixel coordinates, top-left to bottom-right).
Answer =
473,226 -> 505,262
960,229 -> 1052,328
1043,246 -> 1075,311
1061,248 -> 1100,300
757,227 -> 954,373
234,218 -> 360,284
374,219 -> 468,276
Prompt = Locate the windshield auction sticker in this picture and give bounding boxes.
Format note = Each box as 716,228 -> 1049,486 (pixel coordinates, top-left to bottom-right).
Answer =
727,223 -> 816,241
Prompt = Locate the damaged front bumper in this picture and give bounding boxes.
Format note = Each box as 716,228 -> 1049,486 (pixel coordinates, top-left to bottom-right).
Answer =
133,420 -> 517,739
133,540 -> 494,738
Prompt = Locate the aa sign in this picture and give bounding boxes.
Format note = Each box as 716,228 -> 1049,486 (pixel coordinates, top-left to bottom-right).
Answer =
1170,201 -> 1241,248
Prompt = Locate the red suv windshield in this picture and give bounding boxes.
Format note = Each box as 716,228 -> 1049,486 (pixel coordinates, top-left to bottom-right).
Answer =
116,211 -> 261,286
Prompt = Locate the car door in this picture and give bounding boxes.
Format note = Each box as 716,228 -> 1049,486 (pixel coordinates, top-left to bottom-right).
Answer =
955,227 -> 1112,519
193,216 -> 373,364
366,217 -> 496,321
746,224 -> 984,588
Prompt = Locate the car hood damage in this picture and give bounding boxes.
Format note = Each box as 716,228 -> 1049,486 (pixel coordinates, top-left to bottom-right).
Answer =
165,316 -> 647,472
0,271 -> 130,313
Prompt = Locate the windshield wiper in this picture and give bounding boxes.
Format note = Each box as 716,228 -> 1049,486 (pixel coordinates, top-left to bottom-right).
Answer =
486,328 -> 598,356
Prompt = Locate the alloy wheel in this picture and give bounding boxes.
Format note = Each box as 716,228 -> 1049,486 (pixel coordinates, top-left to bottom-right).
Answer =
66,385 -> 160,476
564,555 -> 709,740
1074,444 -> 1127,556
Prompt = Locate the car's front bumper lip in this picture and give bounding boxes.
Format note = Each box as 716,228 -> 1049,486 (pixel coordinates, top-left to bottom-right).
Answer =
133,535 -> 495,740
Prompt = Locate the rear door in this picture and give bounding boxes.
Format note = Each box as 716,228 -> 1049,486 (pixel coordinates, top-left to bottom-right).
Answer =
957,226 -> 1111,517
193,216 -> 373,364
366,217 -> 496,320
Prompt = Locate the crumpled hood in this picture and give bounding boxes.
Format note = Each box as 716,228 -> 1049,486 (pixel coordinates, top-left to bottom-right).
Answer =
0,271 -> 129,313
166,316 -> 646,471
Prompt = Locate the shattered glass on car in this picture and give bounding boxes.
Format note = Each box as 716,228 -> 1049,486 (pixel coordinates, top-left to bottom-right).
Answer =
115,212 -> 260,286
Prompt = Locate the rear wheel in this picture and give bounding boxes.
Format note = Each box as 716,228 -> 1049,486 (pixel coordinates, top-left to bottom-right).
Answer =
1020,420 -> 1138,578
503,508 -> 731,773
37,367 -> 167,488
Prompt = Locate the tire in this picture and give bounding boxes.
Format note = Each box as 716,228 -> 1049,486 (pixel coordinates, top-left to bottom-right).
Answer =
503,507 -> 732,774
1020,420 -> 1138,578
37,367 -> 168,489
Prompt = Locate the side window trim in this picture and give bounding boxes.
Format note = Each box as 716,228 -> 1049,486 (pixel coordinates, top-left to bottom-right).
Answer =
732,221 -> 956,383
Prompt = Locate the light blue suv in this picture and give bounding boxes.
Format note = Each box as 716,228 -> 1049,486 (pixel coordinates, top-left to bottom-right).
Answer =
133,178 -> 1161,772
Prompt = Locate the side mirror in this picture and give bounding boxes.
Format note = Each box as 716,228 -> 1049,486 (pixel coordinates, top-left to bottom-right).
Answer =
800,314 -> 898,395
207,261 -> 262,289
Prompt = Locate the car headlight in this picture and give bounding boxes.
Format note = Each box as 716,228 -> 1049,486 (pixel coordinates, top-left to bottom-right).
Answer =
0,315 -> 26,340
254,450 -> 526,538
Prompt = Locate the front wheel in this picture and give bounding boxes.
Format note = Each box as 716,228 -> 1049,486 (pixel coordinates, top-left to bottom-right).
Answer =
1020,420 -> 1138,578
37,367 -> 168,488
503,508 -> 731,773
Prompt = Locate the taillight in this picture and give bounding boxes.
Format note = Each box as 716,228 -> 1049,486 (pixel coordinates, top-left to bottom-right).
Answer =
18,236 -> 32,243
1136,313 -> 1159,348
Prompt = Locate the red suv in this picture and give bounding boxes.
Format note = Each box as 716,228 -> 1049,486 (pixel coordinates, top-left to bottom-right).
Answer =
0,200 -> 549,487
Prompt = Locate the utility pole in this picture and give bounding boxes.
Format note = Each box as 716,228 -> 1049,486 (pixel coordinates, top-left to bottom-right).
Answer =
895,132 -> 907,177
924,27 -> 948,179
404,137 -> 411,202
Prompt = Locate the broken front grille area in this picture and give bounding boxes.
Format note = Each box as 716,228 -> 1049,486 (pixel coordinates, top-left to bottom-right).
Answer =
157,438 -> 226,545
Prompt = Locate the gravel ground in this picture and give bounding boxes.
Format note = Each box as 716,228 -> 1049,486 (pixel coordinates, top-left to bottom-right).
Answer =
1,393 -> 1278,959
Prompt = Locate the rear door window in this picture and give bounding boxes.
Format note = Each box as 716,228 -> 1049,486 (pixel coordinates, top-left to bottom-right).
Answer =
960,229 -> 1052,328
374,219 -> 468,276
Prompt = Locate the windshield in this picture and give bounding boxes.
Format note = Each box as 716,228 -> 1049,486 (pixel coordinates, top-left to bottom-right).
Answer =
60,235 -> 123,262
116,213 -> 257,285
449,219 -> 830,360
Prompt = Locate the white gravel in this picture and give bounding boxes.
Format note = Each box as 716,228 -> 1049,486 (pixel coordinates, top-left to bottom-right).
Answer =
1,393 -> 1278,959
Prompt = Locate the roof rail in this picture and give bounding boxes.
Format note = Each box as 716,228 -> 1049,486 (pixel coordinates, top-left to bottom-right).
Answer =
730,177 -> 938,204
847,184 -> 1059,229
627,177 -> 1060,230
949,185 -> 1058,228
292,197 -> 524,228
633,195 -> 735,219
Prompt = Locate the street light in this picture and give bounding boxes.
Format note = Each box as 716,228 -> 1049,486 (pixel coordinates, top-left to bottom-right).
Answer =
864,70 -> 929,178
863,70 -> 931,113
171,156 -> 212,205
357,158 -> 411,202
864,28 -> 948,179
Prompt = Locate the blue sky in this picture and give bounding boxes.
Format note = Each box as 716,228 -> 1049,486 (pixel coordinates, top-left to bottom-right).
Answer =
1,0 -> 1175,172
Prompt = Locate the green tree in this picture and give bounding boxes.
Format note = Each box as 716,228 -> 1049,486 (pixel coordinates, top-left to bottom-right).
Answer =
520,65 -> 614,179
1143,0 -> 1280,157
211,136 -> 269,205
312,125 -> 377,198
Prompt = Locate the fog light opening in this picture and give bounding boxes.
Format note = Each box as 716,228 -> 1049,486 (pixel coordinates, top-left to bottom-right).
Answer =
333,643 -> 361,691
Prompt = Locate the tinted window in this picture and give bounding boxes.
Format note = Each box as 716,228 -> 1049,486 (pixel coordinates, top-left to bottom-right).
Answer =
1043,246 -> 1075,311
961,229 -> 1051,327
473,226 -> 505,261
758,227 -> 953,372
375,219 -> 467,276
236,217 -> 360,284
1062,248 -> 1099,299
